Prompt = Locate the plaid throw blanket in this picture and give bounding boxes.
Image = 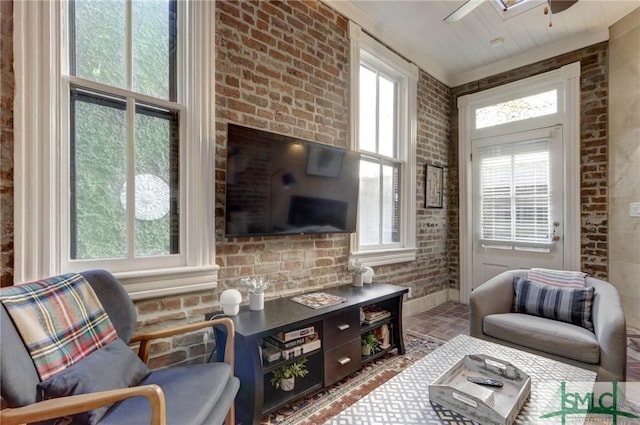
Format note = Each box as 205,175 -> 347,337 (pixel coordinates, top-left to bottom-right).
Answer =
0,273 -> 117,380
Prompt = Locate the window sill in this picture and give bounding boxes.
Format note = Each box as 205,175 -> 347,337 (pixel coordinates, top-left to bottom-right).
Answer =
115,265 -> 219,300
350,248 -> 417,267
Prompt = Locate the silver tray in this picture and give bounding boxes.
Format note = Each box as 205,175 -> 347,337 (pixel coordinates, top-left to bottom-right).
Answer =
429,354 -> 531,425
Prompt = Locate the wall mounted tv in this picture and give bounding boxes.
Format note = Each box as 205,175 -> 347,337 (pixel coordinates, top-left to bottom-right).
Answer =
225,124 -> 360,238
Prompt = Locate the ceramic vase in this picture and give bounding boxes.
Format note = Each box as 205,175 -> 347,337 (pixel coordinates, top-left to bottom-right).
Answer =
280,377 -> 295,391
352,273 -> 363,287
249,292 -> 264,311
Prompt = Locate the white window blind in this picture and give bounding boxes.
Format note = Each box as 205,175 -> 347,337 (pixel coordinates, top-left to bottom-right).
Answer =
479,139 -> 551,245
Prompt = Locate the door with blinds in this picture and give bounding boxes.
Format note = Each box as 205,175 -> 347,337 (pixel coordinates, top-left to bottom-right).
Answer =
471,126 -> 563,289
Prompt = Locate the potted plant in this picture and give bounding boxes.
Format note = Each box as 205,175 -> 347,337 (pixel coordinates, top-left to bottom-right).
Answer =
361,332 -> 381,356
347,258 -> 367,287
241,277 -> 270,310
270,358 -> 309,392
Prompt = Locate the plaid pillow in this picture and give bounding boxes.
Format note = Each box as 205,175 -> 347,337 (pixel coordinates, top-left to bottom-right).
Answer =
527,268 -> 586,288
0,273 -> 117,380
513,276 -> 595,331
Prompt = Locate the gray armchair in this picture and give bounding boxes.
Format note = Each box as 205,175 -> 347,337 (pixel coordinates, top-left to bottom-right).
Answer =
470,270 -> 626,382
1,269 -> 239,425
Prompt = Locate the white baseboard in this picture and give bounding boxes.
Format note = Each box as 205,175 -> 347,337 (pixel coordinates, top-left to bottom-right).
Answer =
402,288 -> 463,317
402,289 -> 445,316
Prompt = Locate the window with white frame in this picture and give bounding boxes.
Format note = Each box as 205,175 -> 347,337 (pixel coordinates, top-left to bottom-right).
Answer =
349,22 -> 417,265
14,1 -> 216,296
68,0 -> 180,263
478,139 -> 551,246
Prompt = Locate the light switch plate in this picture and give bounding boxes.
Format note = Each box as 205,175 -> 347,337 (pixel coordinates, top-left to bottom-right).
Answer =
630,202 -> 640,217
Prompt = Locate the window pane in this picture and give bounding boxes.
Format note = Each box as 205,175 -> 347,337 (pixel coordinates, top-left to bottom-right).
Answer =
480,155 -> 512,241
73,0 -> 126,88
359,66 -> 377,153
479,140 -> 550,244
514,151 -> 549,242
475,90 -> 558,129
71,90 -> 127,259
134,105 -> 179,257
378,76 -> 396,157
358,160 -> 380,245
382,164 -> 400,243
132,0 -> 176,100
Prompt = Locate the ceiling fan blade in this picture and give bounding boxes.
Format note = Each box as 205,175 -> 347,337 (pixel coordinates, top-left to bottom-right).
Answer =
549,0 -> 578,14
443,0 -> 485,23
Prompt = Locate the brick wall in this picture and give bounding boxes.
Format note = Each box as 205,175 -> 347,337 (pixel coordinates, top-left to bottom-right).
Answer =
0,0 -> 14,288
214,0 -> 452,304
449,42 -> 609,279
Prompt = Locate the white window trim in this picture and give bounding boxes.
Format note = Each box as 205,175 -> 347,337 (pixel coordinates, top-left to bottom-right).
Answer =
458,62 -> 581,304
13,1 -> 218,299
348,21 -> 417,266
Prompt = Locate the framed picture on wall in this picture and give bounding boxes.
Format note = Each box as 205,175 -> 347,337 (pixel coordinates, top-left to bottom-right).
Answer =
425,164 -> 443,208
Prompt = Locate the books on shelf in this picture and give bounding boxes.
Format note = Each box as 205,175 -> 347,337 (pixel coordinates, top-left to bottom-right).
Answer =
265,335 -> 306,350
262,345 -> 281,363
291,292 -> 347,309
263,332 -> 321,361
361,305 -> 390,324
276,325 -> 315,342
363,311 -> 391,325
362,305 -> 388,319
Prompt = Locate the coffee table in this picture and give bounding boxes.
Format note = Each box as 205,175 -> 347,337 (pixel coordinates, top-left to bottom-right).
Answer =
324,334 -> 596,424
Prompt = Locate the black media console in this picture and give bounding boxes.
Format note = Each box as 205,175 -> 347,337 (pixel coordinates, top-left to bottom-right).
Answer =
211,283 -> 408,425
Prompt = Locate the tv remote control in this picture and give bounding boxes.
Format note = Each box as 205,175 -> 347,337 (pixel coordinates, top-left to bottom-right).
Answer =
466,376 -> 504,387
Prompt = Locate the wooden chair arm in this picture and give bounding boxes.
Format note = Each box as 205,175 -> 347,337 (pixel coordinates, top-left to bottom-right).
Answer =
130,317 -> 235,372
0,385 -> 166,425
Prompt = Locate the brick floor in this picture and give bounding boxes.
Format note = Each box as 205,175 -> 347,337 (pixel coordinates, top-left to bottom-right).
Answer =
406,301 -> 639,382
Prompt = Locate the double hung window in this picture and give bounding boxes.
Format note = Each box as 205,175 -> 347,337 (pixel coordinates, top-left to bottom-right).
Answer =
14,0 -> 216,295
349,23 -> 417,265
68,0 -> 180,263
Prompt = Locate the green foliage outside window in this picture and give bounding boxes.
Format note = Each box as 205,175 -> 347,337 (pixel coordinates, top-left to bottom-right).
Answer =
71,0 -> 178,260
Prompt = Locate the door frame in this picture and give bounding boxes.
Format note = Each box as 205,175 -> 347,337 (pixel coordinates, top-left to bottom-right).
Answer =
458,62 -> 582,304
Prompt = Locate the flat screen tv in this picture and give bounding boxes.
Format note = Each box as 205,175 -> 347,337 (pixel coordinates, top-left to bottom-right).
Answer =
225,124 -> 360,237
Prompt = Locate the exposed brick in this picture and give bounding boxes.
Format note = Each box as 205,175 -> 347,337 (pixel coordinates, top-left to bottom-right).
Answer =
148,350 -> 187,370
450,42 -> 609,279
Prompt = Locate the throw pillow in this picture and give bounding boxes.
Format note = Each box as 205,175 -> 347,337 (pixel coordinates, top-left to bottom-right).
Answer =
38,338 -> 151,425
0,273 -> 117,380
513,276 -> 594,331
527,268 -> 586,288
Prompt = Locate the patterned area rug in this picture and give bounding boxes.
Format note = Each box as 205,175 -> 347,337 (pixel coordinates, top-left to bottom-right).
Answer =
261,330 -> 444,425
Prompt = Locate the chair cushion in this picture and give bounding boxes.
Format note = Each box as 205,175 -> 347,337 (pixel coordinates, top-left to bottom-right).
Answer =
99,363 -> 233,425
483,313 -> 600,364
0,273 -> 117,380
513,276 -> 594,330
37,338 -> 151,425
527,268 -> 586,288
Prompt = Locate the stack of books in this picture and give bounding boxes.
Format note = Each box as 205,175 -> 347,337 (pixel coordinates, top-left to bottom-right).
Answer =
262,325 -> 321,363
362,305 -> 391,325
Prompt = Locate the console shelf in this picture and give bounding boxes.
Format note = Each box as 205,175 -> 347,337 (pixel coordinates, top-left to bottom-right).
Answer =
211,283 -> 408,425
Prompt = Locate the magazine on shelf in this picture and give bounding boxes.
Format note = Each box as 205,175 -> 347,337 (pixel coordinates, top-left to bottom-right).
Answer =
291,292 -> 347,309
